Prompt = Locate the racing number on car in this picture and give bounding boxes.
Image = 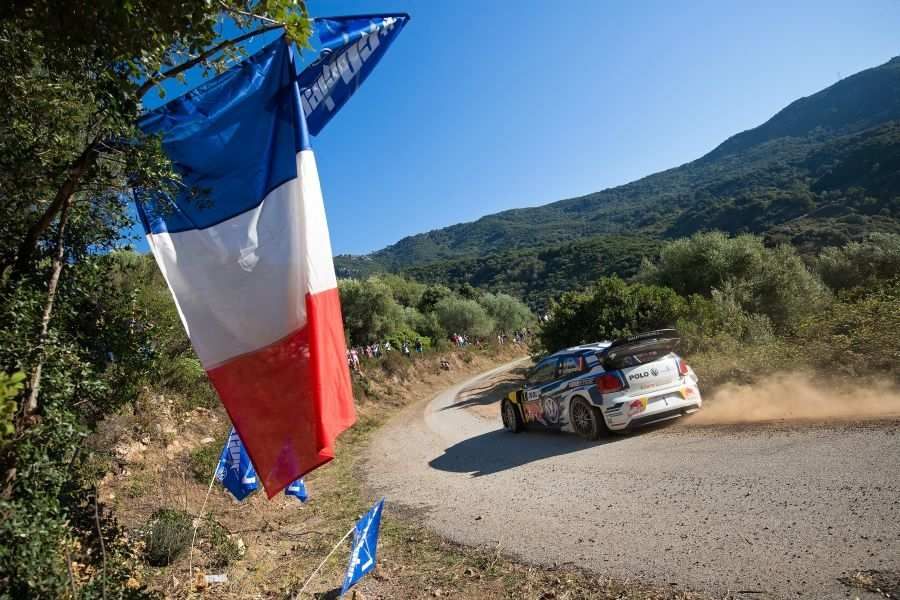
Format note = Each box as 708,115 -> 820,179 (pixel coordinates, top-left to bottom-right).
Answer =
525,389 -> 540,402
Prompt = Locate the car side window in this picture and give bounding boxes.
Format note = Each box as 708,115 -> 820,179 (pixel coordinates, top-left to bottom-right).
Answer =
528,360 -> 557,386
559,356 -> 580,376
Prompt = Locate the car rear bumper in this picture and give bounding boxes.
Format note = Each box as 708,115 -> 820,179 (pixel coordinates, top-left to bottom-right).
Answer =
629,403 -> 700,428
602,383 -> 702,431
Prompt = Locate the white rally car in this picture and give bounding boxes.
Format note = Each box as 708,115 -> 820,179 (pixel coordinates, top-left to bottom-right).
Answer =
501,330 -> 701,439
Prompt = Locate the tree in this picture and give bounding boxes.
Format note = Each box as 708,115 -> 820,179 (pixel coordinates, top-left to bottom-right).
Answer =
433,297 -> 495,338
539,277 -> 686,353
639,232 -> 830,332
816,233 -> 900,291
478,293 -> 534,332
0,4 -> 314,595
339,279 -> 405,344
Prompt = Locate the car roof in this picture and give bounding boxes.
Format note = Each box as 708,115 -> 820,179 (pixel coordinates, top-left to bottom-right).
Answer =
546,343 -> 611,360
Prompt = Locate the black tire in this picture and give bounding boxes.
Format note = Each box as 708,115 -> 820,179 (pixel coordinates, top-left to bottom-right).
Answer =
501,398 -> 524,433
570,396 -> 607,440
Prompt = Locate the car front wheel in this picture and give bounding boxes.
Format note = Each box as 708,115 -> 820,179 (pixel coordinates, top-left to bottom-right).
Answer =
501,399 -> 524,433
570,396 -> 605,440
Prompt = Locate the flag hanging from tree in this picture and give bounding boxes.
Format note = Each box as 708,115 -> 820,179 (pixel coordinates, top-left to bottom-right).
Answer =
135,36 -> 356,497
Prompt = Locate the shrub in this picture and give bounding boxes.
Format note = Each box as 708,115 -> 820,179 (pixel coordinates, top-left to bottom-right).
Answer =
201,517 -> 242,568
816,233 -> 900,291
637,231 -> 767,297
478,293 -> 534,332
797,279 -> 900,379
143,509 -> 193,566
433,297 -> 495,338
0,370 -> 24,444
539,277 -> 685,352
640,232 -> 830,332
339,278 -> 404,344
189,438 -> 225,483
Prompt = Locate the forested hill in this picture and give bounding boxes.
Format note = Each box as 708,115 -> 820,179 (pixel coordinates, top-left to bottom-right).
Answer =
335,56 -> 900,300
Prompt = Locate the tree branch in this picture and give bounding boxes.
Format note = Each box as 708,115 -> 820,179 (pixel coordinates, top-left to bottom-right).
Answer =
135,23 -> 284,99
218,1 -> 282,26
10,142 -> 99,280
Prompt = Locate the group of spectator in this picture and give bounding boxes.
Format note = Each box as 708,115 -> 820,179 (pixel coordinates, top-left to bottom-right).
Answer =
450,333 -> 477,347
347,338 -> 425,372
347,328 -> 533,374
497,328 -> 532,345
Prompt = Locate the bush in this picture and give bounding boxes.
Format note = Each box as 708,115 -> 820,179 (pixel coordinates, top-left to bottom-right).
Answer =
478,293 -> 535,332
539,277 -> 685,352
816,233 -> 900,291
433,297 -> 495,338
637,231 -> 768,297
797,279 -> 900,379
339,278 -> 404,344
189,437 -> 225,483
640,232 -> 830,332
0,370 -> 24,443
201,517 -> 242,568
143,508 -> 193,566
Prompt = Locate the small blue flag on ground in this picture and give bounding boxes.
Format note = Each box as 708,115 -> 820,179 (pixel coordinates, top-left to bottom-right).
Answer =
285,478 -> 309,502
216,427 -> 259,501
340,498 -> 385,596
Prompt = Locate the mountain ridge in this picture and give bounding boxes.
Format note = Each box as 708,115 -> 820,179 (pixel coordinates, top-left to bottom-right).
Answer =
336,55 -> 900,295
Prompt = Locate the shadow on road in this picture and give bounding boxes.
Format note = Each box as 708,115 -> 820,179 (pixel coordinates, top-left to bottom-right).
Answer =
439,366 -> 529,412
428,427 -> 624,477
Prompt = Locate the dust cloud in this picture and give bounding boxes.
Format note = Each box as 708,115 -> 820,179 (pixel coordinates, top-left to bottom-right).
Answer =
690,372 -> 900,425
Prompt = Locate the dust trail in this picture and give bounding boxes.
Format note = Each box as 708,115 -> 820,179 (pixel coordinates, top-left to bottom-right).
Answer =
690,372 -> 900,425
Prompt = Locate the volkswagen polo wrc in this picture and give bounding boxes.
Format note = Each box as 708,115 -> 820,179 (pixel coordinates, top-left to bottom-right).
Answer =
501,330 -> 701,439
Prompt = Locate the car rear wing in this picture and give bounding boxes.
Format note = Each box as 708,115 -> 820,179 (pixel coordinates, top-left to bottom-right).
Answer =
599,329 -> 681,370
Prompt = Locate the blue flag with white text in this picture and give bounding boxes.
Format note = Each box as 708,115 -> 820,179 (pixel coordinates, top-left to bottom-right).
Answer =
285,477 -> 309,502
340,498 -> 385,596
300,14 -> 409,136
216,428 -> 259,501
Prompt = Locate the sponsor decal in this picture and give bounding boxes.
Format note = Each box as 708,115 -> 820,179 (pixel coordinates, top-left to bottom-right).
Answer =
567,378 -> 593,389
523,401 -> 544,423
627,398 -> 648,416
542,397 -> 561,424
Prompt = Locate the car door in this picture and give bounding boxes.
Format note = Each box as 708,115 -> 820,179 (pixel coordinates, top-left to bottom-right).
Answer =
522,358 -> 561,427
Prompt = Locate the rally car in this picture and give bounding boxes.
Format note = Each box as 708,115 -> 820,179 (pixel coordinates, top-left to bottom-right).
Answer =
501,330 -> 701,439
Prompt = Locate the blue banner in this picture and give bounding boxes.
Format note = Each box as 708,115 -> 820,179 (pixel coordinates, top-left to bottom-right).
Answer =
215,427 -> 259,501
340,498 -> 385,596
285,478 -> 309,502
300,14 -> 409,136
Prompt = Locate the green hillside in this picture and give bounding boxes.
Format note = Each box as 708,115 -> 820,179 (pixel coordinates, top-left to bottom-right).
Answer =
336,56 -> 900,298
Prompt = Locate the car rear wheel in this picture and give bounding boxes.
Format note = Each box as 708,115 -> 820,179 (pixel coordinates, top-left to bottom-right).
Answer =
501,399 -> 524,433
570,396 -> 605,440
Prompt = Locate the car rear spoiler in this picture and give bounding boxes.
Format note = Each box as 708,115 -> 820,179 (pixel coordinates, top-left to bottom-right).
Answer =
599,329 -> 681,370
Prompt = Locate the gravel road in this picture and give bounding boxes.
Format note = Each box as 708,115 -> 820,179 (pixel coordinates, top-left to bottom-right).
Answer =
366,360 -> 900,599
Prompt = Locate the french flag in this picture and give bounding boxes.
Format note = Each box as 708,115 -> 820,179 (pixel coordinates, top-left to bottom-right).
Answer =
136,37 -> 355,497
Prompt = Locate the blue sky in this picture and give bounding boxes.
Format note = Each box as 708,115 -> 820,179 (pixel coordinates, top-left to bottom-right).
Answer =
135,1 -> 900,255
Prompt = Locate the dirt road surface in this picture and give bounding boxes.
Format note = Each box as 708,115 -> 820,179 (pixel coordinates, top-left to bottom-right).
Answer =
366,360 -> 900,599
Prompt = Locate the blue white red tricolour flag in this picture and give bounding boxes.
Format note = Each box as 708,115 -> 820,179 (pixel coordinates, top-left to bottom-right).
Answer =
135,36 -> 356,497
216,428 -> 259,501
285,477 -> 309,502
340,498 -> 385,596
300,13 -> 409,135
